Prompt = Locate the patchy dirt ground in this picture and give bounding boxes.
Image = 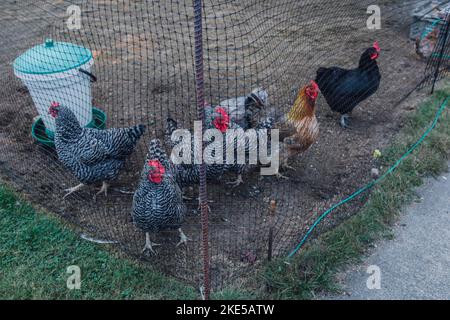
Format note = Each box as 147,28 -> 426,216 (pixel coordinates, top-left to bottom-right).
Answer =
0,0 -> 433,289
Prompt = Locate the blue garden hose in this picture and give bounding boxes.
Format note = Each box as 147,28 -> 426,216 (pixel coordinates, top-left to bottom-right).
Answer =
287,96 -> 449,260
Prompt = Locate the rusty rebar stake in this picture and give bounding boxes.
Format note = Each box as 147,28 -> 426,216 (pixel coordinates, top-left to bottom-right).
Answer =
267,200 -> 277,262
193,0 -> 210,300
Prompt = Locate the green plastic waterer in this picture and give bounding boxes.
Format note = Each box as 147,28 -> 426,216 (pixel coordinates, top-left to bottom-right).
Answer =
13,39 -> 105,146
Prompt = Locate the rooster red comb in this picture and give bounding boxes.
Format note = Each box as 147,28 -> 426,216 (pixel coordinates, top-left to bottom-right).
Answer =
305,80 -> 319,101
213,107 -> 230,133
310,80 -> 319,91
373,41 -> 380,52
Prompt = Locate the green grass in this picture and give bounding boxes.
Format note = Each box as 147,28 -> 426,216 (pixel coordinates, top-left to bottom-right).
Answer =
1,87 -> 450,300
0,187 -> 197,299
261,87 -> 450,299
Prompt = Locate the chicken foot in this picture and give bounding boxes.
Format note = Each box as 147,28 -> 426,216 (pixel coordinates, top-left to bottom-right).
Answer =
176,228 -> 191,247
63,183 -> 85,199
142,232 -> 161,255
226,174 -> 244,187
281,157 -> 296,171
273,159 -> 294,179
197,201 -> 212,214
275,171 -> 289,180
93,181 -> 109,200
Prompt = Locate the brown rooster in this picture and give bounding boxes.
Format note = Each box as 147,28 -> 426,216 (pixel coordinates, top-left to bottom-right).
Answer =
275,80 -> 320,178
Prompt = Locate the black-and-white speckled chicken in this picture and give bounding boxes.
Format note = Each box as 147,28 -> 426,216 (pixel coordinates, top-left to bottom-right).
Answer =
165,113 -> 275,187
225,116 -> 276,186
209,88 -> 269,130
165,116 -> 229,187
132,139 -> 188,254
49,102 -> 146,199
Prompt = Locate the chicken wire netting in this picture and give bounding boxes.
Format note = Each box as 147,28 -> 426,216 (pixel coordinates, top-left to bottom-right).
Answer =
0,0 -> 447,293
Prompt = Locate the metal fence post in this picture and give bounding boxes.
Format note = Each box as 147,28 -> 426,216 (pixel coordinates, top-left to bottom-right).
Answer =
193,0 -> 210,300
432,14 -> 450,94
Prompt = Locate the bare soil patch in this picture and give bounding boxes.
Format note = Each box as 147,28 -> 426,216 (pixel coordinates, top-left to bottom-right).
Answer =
0,0 -> 431,289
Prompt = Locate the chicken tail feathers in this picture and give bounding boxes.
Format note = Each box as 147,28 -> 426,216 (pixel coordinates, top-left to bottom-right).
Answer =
148,139 -> 176,176
148,139 -> 168,162
129,124 -> 146,140
165,118 -> 179,148
123,124 -> 146,147
166,118 -> 178,135
113,124 -> 145,157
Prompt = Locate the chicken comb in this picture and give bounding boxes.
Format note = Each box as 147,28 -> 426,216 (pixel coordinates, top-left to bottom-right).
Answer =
310,80 -> 319,91
148,159 -> 164,170
51,101 -> 60,107
373,41 -> 380,52
147,159 -> 165,183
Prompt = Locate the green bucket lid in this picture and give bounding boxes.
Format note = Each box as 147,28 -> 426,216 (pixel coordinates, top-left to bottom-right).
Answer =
13,39 -> 93,75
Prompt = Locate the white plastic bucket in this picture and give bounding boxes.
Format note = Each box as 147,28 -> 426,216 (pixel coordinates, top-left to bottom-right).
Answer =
13,40 -> 95,133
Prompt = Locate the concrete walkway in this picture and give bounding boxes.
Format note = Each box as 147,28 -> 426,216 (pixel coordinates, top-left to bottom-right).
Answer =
327,166 -> 450,300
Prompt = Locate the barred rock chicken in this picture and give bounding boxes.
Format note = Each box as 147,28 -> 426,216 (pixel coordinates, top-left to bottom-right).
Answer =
165,114 -> 232,187
206,88 -> 269,130
165,106 -> 242,187
315,42 -> 381,128
274,81 -> 320,179
166,112 -> 275,187
225,116 -> 275,186
49,102 -> 146,199
132,139 -> 188,254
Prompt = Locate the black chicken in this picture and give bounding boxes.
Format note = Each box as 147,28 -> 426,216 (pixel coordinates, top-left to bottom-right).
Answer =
132,139 -> 188,254
315,42 -> 381,128
49,102 -> 145,199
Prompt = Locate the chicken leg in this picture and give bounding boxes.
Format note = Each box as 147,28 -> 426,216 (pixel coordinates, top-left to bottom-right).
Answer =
176,228 -> 191,247
275,171 -> 289,180
274,160 -> 292,179
93,181 -> 109,200
281,157 -> 296,171
142,232 -> 161,255
340,114 -> 351,128
226,174 -> 244,187
197,201 -> 212,214
63,183 -> 85,199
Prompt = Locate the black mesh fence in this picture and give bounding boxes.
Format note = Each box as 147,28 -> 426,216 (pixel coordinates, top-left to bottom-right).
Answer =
0,0 -> 448,294
422,11 -> 450,90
